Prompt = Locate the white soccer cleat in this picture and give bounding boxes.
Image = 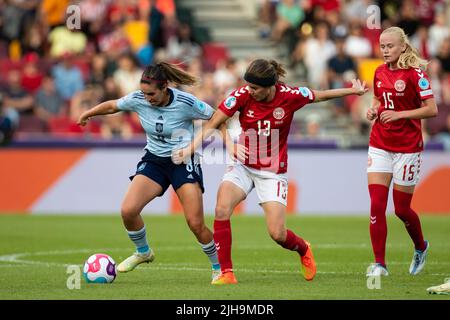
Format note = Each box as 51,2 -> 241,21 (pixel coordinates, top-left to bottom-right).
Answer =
366,263 -> 389,276
211,269 -> 221,283
409,240 -> 429,275
427,278 -> 450,295
117,250 -> 155,273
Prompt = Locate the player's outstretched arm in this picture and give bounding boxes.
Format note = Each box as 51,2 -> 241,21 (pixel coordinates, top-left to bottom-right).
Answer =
77,100 -> 120,126
313,79 -> 368,102
172,109 -> 230,164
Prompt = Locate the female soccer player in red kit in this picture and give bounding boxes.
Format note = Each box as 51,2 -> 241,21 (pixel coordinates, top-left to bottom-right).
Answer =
366,27 -> 438,277
174,58 -> 367,284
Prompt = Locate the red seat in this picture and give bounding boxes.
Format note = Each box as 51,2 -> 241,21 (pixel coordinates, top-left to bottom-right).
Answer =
201,43 -> 230,72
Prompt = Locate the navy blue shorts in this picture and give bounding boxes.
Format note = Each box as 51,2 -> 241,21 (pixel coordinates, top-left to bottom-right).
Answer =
129,150 -> 204,196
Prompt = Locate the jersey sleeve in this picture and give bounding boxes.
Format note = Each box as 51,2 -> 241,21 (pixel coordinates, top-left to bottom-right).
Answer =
190,98 -> 215,120
411,68 -> 434,100
117,91 -> 141,111
218,87 -> 247,117
373,68 -> 380,98
292,86 -> 315,111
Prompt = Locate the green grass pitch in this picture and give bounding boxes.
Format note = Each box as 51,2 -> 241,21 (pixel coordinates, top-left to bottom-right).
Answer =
0,214 -> 449,300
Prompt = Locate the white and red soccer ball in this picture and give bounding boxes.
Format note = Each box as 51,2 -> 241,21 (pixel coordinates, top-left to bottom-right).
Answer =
83,254 -> 116,283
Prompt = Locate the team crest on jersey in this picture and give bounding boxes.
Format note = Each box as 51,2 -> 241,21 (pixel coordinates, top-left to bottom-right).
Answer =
273,107 -> 285,120
394,80 -> 406,92
418,78 -> 429,90
156,122 -> 163,133
224,96 -> 237,109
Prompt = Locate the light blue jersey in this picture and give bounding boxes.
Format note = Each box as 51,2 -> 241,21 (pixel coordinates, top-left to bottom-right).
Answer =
117,88 -> 214,157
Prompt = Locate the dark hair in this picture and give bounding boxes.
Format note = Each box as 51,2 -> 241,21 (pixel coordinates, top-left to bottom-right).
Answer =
244,59 -> 286,87
141,62 -> 197,89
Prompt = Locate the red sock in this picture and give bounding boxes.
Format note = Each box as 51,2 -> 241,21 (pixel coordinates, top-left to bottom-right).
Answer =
369,184 -> 389,266
213,219 -> 233,272
279,229 -> 308,256
393,189 -> 426,251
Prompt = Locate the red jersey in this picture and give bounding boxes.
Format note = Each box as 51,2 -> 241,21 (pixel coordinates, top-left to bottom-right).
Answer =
218,84 -> 315,173
370,64 -> 434,153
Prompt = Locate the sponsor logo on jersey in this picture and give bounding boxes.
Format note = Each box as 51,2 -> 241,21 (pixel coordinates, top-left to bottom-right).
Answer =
394,80 -> 406,92
377,81 -> 382,88
420,89 -> 433,97
224,96 -> 237,109
156,122 -> 163,133
246,110 -> 254,118
418,78 -> 429,90
273,107 -> 285,120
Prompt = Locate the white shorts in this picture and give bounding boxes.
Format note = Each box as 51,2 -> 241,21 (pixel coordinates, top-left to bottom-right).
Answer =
367,146 -> 422,186
222,161 -> 288,206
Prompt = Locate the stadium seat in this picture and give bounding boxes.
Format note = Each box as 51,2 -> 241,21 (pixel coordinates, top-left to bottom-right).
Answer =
201,43 -> 230,72
16,114 -> 48,133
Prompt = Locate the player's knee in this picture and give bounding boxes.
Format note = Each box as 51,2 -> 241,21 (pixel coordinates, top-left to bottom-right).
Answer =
121,203 -> 139,220
186,217 -> 204,236
215,204 -> 233,220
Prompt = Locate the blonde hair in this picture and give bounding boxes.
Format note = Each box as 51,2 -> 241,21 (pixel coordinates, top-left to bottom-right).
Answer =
381,27 -> 429,70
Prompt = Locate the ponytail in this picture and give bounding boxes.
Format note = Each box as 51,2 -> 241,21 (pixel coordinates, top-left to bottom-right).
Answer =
141,62 -> 197,88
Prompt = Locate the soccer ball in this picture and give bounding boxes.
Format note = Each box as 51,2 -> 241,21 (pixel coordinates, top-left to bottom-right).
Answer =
83,253 -> 116,283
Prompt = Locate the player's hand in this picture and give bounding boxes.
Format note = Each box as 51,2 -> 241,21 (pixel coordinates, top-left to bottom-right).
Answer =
172,147 -> 191,165
351,79 -> 368,96
231,143 -> 248,162
77,113 -> 90,126
366,107 -> 378,121
379,110 -> 403,123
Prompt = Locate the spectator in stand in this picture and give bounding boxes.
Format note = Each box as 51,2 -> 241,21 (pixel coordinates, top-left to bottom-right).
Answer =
35,75 -> 65,122
166,23 -> 201,63
87,53 -> 108,87
270,0 -> 305,43
52,52 -> 85,101
292,22 -> 336,88
344,22 -> 372,60
113,53 -> 143,96
327,35 -> 358,115
3,69 -> 34,115
436,37 -> 450,74
20,52 -> 43,94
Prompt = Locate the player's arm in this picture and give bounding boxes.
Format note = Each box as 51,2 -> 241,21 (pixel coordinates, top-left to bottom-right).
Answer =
379,98 -> 438,124
77,100 -> 120,126
219,122 -> 248,162
172,109 -> 230,164
312,79 -> 368,102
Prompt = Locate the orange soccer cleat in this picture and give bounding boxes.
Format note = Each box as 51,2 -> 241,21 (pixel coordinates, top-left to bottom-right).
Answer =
211,270 -> 238,285
301,241 -> 317,281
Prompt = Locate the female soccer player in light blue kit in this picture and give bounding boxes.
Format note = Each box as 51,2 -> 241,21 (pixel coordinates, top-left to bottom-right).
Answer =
78,62 -> 221,282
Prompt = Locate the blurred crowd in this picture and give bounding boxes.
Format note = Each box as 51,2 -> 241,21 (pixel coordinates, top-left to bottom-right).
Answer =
0,0 -> 449,150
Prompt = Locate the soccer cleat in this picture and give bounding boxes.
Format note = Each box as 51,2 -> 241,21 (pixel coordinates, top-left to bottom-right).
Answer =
409,240 -> 429,275
427,278 -> 450,295
117,250 -> 155,273
211,268 -> 221,282
211,271 -> 238,285
301,241 -> 317,281
366,263 -> 389,276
